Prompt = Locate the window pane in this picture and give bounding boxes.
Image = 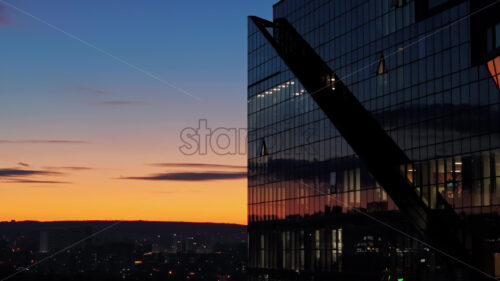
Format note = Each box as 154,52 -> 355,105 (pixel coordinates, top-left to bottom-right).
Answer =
496,23 -> 500,48
487,27 -> 493,52
429,0 -> 447,9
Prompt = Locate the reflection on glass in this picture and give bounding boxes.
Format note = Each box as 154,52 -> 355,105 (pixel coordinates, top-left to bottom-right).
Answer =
487,56 -> 500,90
377,53 -> 387,75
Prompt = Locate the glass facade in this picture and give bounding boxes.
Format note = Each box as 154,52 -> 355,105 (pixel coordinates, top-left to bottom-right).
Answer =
248,0 -> 500,280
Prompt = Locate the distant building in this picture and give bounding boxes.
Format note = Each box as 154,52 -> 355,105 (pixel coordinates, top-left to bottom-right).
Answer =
248,0 -> 500,280
39,231 -> 48,254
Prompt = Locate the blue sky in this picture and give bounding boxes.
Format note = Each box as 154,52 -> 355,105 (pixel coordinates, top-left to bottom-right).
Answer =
0,0 -> 272,141
0,0 -> 272,223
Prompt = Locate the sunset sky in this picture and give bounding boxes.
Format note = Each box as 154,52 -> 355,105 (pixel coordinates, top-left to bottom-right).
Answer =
0,0 -> 271,225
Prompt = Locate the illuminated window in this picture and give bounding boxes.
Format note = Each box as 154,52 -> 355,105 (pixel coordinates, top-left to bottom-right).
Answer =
315,230 -> 320,262
487,56 -> 500,90
331,228 -> 342,271
495,253 -> 500,277
377,53 -> 387,75
344,169 -> 361,207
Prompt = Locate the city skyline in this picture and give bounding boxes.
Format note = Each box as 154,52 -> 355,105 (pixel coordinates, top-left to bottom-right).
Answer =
0,0 -> 499,280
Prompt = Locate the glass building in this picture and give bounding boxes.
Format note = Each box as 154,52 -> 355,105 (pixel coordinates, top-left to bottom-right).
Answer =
247,0 -> 500,280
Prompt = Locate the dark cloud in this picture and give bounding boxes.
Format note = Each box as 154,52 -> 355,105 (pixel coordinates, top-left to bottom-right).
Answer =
17,162 -> 30,167
90,101 -> 150,107
0,168 -> 61,177
122,171 -> 247,181
0,168 -> 68,185
0,140 -> 88,144
150,163 -> 246,170
76,86 -> 112,95
2,179 -> 70,184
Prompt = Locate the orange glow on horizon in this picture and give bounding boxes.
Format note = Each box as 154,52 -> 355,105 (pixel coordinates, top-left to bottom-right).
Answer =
0,142 -> 248,225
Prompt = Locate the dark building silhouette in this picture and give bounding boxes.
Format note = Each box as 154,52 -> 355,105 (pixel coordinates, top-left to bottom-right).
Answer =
247,1 -> 500,280
0,221 -> 247,281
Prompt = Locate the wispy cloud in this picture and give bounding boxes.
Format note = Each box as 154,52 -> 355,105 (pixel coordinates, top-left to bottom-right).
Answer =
0,140 -> 88,144
124,163 -> 247,182
44,166 -> 92,171
17,162 -> 30,167
122,171 -> 247,182
23,185 -> 67,189
1,179 -> 70,184
76,86 -> 112,95
150,163 -> 246,170
0,168 -> 68,185
89,101 -> 152,107
0,168 -> 61,177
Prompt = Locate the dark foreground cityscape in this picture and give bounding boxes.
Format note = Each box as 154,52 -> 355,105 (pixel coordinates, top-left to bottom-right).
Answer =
0,221 -> 247,281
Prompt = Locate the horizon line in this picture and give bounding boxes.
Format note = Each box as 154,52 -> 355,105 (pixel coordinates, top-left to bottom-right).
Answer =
0,219 -> 247,226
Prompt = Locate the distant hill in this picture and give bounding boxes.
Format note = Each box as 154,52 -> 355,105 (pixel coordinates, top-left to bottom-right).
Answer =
0,221 -> 247,245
